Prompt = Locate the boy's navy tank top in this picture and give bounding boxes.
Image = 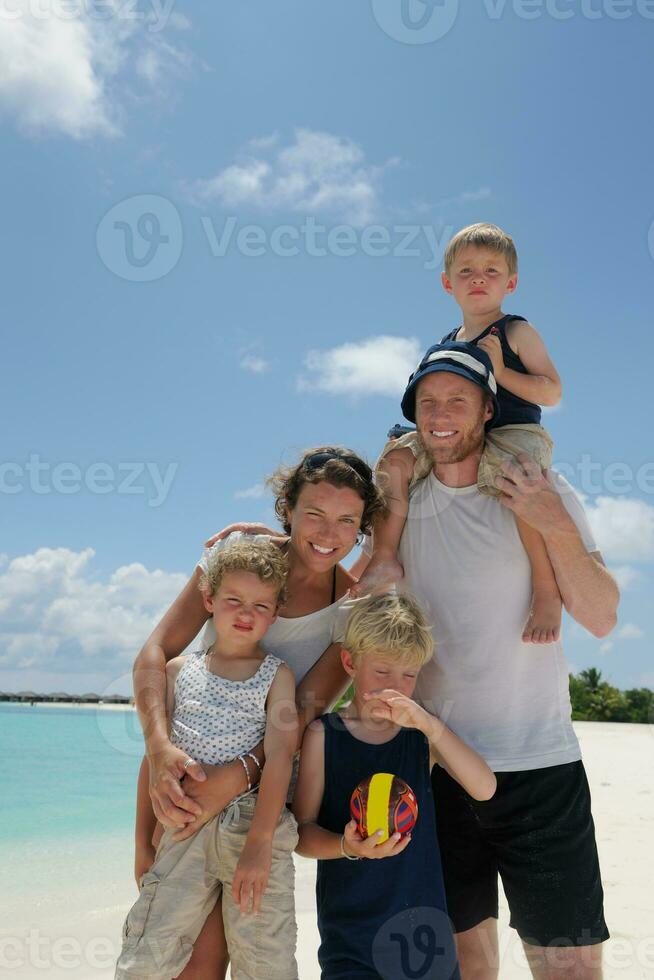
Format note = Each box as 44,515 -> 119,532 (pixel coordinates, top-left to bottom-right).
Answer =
316,713 -> 460,980
441,314 -> 541,427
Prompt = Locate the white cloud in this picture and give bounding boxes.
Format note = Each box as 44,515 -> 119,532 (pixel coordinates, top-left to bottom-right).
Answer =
190,129 -> 397,226
585,496 -> 654,563
616,623 -> 644,641
235,484 -> 267,500
610,565 -> 639,590
599,640 -> 614,656
249,132 -> 279,150
0,547 -> 187,668
298,335 -> 421,399
240,353 -> 270,374
433,188 -> 492,209
0,2 -> 193,139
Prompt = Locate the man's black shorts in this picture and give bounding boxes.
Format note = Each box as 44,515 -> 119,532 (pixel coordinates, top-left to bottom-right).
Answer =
432,760 -> 609,948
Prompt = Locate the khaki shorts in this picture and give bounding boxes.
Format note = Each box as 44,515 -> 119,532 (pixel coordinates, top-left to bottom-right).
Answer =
115,795 -> 299,980
376,424 -> 553,498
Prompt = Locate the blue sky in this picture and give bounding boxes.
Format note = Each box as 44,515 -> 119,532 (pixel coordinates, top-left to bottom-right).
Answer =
1,0 -> 652,694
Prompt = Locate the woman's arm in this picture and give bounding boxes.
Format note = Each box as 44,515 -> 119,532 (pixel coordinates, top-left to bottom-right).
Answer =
204,523 -> 283,548
132,569 -> 210,826
134,756 -> 158,886
294,643 -> 350,748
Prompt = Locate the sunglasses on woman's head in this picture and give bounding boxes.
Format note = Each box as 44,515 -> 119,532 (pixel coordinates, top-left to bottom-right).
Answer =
303,452 -> 372,481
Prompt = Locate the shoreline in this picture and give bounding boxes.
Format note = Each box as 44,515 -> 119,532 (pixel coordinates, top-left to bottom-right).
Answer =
0,700 -> 135,711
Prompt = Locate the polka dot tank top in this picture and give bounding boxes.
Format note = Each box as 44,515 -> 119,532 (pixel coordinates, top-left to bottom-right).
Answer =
170,651 -> 283,766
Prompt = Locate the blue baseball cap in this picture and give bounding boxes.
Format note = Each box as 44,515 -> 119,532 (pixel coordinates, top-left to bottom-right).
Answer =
400,341 -> 499,425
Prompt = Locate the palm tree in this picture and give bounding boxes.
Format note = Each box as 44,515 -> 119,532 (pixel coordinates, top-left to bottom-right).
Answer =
579,667 -> 602,692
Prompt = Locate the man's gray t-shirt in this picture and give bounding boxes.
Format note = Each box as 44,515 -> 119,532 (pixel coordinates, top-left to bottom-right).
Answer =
398,471 -> 597,772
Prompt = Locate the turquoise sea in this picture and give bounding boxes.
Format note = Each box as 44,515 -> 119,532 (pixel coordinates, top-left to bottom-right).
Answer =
2,703 -> 147,977
2,703 -> 144,845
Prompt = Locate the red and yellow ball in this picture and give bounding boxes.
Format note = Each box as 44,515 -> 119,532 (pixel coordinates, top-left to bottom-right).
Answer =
350,772 -> 418,843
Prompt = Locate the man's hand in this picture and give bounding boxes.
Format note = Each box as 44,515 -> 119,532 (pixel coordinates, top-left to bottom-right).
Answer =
148,743 -> 206,828
342,820 -> 412,859
495,454 -> 570,535
204,523 -> 281,548
478,329 -> 505,383
232,835 -> 272,914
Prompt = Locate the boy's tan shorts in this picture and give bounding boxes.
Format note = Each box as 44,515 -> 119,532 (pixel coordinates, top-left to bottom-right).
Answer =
115,794 -> 299,980
376,423 -> 553,498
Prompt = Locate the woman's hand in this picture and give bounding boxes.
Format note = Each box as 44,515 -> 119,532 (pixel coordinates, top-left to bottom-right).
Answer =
231,835 -> 273,914
134,841 -> 156,888
204,523 -> 281,548
342,820 -> 412,859
363,689 -> 430,733
148,742 -> 206,828
170,761 -> 247,842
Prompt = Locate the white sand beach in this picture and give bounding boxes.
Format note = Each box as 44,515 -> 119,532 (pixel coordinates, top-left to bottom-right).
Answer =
4,722 -> 653,979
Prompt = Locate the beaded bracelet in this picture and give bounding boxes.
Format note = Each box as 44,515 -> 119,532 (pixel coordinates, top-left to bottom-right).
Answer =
245,751 -> 262,773
237,754 -> 252,792
340,834 -> 360,861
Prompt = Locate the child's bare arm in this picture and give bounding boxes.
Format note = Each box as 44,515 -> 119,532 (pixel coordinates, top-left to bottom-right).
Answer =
365,690 -> 497,802
293,720 -> 412,860
426,715 -> 497,801
478,322 -> 562,407
351,447 -> 414,595
373,448 -> 414,556
231,664 -> 298,914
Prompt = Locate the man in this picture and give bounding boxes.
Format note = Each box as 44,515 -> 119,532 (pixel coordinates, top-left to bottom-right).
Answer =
360,342 -> 618,980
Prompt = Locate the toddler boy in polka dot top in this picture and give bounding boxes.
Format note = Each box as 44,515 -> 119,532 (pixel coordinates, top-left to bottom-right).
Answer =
116,539 -> 300,980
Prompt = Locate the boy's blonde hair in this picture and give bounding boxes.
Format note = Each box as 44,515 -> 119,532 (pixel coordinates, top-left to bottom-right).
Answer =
444,222 -> 518,277
199,539 -> 289,607
343,592 -> 434,668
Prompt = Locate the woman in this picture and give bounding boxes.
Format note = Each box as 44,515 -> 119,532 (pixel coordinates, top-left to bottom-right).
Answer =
132,446 -> 384,979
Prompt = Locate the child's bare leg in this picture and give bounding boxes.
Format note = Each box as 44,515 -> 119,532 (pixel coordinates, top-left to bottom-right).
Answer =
516,517 -> 562,644
352,447 -> 414,594
177,899 -> 229,980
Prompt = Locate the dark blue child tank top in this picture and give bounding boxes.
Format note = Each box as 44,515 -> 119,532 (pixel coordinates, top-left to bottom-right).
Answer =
441,314 -> 541,427
316,713 -> 460,980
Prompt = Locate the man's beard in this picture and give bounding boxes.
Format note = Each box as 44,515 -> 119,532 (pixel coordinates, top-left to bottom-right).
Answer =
418,416 -> 486,465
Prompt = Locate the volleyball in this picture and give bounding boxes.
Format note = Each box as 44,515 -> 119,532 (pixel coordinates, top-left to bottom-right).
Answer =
350,772 -> 418,843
